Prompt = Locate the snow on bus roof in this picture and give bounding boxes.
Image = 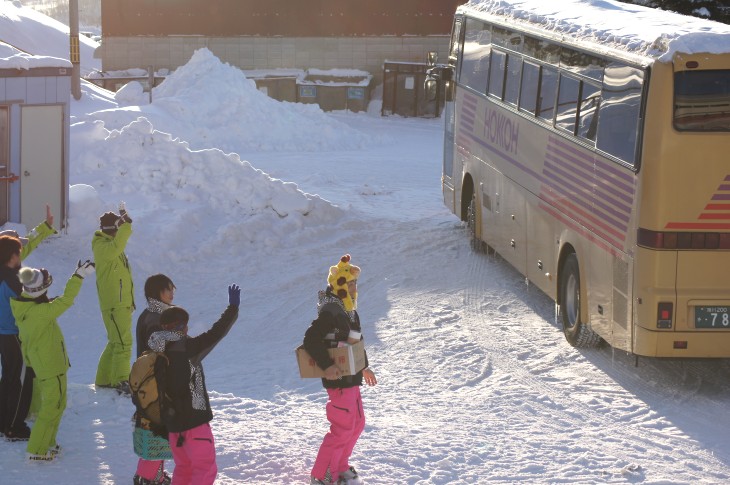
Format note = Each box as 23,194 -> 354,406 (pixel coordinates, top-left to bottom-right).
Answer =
464,0 -> 730,62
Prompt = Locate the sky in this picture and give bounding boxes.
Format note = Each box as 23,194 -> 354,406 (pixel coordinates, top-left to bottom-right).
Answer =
2,0 -> 730,484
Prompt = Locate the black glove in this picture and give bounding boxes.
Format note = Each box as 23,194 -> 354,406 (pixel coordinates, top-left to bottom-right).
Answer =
228,284 -> 241,307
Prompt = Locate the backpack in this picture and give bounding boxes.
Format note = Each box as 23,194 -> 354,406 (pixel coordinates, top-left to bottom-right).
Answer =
129,351 -> 170,425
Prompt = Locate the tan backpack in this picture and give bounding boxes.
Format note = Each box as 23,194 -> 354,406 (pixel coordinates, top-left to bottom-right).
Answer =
129,351 -> 169,425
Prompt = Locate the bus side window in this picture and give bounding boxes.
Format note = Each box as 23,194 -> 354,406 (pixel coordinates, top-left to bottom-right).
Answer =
488,50 -> 507,99
504,54 -> 523,106
460,18 -> 491,93
556,74 -> 580,133
538,67 -> 559,122
596,63 -> 644,166
519,61 -> 540,115
577,82 -> 601,141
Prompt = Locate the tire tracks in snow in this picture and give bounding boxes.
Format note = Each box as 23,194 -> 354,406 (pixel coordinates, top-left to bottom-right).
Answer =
440,231 -> 730,483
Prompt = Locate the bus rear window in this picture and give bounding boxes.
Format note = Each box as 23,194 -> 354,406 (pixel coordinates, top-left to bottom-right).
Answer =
674,70 -> 730,131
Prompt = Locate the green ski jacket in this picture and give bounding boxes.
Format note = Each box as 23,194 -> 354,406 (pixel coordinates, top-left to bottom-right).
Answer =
11,274 -> 83,380
92,222 -> 134,311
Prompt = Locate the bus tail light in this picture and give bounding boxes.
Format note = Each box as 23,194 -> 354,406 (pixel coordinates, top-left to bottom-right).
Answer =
673,341 -> 688,349
657,302 -> 673,329
637,228 -> 730,250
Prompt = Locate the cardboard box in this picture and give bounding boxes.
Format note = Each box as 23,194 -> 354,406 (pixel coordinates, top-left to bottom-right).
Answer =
296,340 -> 366,378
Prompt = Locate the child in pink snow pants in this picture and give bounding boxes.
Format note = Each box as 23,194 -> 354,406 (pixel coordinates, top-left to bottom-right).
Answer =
146,285 -> 240,485
303,255 -> 377,485
311,387 -> 366,481
168,423 -> 217,485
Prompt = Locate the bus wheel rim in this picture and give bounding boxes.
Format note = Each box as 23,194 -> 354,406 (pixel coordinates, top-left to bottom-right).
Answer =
566,273 -> 579,329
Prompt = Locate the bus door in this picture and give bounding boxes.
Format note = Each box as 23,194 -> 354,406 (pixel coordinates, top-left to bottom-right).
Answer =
441,17 -> 463,213
494,175 -> 527,275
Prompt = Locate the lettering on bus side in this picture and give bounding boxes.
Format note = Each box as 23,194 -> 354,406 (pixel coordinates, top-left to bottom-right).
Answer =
483,105 -> 519,155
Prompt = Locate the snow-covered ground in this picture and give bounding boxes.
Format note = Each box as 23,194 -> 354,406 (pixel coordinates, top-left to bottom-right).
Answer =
3,1 -> 730,484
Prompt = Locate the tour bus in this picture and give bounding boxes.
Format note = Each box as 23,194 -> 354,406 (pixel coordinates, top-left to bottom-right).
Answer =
430,1 -> 730,357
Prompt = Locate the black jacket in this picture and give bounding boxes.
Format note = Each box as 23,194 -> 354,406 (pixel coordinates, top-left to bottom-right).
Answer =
303,289 -> 368,389
135,300 -> 171,358
148,305 -> 239,433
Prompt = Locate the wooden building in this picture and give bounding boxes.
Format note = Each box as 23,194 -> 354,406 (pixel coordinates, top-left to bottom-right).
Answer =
98,0 -> 462,84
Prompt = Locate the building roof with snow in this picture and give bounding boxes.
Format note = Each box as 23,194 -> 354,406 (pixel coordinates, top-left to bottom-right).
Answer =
0,40 -> 71,70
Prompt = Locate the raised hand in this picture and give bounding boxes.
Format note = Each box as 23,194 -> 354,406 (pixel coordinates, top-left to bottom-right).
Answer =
228,284 -> 241,307
118,201 -> 132,224
74,260 -> 96,278
45,204 -> 54,228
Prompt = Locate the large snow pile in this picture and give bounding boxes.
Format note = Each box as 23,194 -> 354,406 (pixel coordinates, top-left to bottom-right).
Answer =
80,48 -> 381,153
466,0 -> 730,60
69,116 -> 343,265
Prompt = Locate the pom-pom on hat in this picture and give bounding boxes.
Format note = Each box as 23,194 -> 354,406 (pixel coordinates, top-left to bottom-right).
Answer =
18,267 -> 53,298
327,254 -> 361,311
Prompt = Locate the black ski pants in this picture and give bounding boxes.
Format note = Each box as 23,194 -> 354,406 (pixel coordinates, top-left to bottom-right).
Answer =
0,334 -> 34,433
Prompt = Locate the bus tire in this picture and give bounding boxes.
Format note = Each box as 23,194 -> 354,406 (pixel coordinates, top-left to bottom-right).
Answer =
466,194 -> 481,252
559,253 -> 602,347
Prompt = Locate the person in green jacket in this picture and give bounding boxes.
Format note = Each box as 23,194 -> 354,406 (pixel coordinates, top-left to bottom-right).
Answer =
92,202 -> 135,393
0,205 -> 57,441
11,260 -> 96,461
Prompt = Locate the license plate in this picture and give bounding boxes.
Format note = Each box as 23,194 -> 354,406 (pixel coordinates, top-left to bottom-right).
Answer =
695,306 -> 730,328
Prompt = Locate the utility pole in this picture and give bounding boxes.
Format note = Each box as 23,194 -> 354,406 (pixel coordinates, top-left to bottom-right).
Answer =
69,0 -> 81,100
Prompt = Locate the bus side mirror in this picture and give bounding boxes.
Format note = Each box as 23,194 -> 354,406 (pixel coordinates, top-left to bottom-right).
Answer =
427,51 -> 438,67
444,80 -> 454,102
425,79 -> 438,101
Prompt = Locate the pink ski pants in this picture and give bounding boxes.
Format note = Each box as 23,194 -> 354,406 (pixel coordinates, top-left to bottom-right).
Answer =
168,423 -> 217,485
311,386 -> 366,482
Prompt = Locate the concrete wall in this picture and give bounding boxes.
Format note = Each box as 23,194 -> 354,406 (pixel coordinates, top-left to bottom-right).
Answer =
99,36 -> 450,85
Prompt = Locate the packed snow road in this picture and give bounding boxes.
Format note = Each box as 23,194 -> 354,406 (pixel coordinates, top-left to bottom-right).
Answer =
236,114 -> 730,484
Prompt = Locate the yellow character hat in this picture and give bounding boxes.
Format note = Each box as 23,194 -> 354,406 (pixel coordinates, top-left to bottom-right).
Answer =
327,254 -> 361,311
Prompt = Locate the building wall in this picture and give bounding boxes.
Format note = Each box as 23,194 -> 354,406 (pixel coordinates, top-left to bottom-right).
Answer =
99,35 -> 451,84
0,71 -> 70,225
101,0 -> 460,37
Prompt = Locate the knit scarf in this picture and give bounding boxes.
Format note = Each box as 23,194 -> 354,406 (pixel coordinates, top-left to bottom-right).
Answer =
147,298 -> 171,314
317,289 -> 356,323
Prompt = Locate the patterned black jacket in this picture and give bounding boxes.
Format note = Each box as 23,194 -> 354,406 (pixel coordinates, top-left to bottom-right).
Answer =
148,305 -> 239,433
303,288 -> 368,389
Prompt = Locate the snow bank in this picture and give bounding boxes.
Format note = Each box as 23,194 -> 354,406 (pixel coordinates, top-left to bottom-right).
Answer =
69,116 -> 343,262
465,0 -> 730,61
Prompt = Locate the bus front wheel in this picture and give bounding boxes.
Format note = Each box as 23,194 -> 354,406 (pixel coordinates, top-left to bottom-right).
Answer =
559,254 -> 601,347
466,194 -> 481,252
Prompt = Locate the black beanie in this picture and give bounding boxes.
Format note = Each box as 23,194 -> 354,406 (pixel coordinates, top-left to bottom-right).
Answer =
100,212 -> 119,231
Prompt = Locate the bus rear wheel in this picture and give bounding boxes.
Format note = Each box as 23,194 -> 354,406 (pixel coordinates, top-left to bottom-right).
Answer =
559,254 -> 602,347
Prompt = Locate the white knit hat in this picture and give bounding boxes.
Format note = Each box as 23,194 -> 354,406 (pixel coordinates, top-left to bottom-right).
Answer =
18,267 -> 53,298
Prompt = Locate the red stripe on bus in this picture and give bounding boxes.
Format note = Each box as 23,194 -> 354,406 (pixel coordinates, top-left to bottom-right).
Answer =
705,204 -> 730,210
698,213 -> 730,220
541,190 -> 626,246
540,171 -> 630,233
538,201 -> 622,257
665,222 -> 730,230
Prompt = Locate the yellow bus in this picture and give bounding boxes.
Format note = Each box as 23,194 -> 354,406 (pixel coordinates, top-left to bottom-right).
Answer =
433,1 -> 730,357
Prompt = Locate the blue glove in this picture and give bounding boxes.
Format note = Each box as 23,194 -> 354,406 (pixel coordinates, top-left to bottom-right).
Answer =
228,284 -> 241,307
